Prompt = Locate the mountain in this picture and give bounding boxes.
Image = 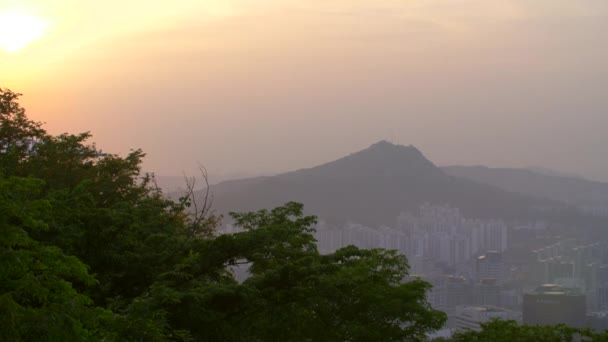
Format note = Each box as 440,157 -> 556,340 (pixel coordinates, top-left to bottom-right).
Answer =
443,165 -> 608,207
155,172 -> 263,193
200,141 -> 563,226
525,166 -> 585,180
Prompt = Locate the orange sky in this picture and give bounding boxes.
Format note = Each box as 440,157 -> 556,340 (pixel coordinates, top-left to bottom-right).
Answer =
2,0 -> 608,181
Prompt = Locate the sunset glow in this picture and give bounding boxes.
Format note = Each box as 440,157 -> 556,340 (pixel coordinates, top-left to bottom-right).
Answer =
1,1 -> 607,181
0,9 -> 49,53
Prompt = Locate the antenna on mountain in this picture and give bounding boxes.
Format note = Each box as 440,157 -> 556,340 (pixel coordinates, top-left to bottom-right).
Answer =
389,130 -> 398,145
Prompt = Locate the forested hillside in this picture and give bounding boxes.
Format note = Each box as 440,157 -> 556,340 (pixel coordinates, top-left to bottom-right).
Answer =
0,88 -> 446,341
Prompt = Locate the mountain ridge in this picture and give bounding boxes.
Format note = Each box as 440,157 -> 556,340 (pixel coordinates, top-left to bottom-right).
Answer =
199,141 -> 564,226
443,165 -> 608,207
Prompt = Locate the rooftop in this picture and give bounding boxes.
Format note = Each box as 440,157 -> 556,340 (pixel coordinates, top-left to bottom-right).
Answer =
528,284 -> 584,296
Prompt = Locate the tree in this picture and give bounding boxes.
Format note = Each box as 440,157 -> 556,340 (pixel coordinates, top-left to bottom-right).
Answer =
1,88 -> 446,341
450,320 -> 608,342
0,176 -> 114,341
0,89 -> 200,340
0,89 -> 45,176
146,203 -> 446,341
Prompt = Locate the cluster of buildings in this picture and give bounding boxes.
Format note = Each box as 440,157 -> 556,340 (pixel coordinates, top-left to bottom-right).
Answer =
315,222 -> 405,254
523,284 -> 586,328
445,284 -> 587,334
314,203 -> 608,335
222,202 -> 608,334
315,203 -> 508,267
579,205 -> 608,218
528,240 -> 608,312
408,251 -> 506,306
398,204 -> 508,264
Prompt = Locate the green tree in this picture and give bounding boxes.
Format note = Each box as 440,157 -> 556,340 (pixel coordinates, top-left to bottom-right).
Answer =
450,319 -> 608,342
0,89 -> 45,176
146,203 -> 446,341
0,176 -> 114,341
0,89 -> 194,308
1,88 -> 446,341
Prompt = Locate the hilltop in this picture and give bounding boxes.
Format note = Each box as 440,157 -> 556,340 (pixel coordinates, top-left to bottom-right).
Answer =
202,141 -> 560,226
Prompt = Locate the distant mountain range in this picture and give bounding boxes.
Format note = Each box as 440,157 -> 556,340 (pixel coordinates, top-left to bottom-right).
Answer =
200,141 -> 567,226
443,165 -> 608,207
524,166 -> 585,180
154,173 -> 262,193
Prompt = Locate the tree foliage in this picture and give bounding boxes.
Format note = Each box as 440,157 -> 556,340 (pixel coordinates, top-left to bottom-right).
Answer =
450,319 -> 608,342
0,176 -> 114,341
0,88 -> 447,340
148,203 -> 446,341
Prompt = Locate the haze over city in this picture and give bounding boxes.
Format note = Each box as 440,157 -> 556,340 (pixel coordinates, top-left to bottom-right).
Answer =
2,0 -> 607,181
5,1 -> 608,340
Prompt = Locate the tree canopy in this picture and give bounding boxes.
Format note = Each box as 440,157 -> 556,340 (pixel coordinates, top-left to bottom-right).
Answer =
0,87 -> 446,341
448,319 -> 608,342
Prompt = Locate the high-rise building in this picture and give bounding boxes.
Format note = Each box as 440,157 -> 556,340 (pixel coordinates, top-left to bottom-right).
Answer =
447,276 -> 473,308
475,278 -> 501,307
470,220 -> 508,254
453,305 -> 519,332
397,204 -> 510,267
450,234 -> 471,265
523,284 -> 586,327
591,264 -> 608,311
475,251 -> 504,283
424,275 -> 448,310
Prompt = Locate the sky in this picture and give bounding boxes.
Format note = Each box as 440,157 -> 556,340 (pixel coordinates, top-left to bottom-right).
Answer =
1,0 -> 608,182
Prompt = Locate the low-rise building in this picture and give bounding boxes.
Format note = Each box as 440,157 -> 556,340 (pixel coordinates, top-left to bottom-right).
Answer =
453,305 -> 519,332
523,284 -> 586,327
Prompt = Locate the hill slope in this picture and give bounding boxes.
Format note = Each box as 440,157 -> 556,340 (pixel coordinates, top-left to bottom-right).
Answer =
203,141 -> 561,226
443,165 -> 608,207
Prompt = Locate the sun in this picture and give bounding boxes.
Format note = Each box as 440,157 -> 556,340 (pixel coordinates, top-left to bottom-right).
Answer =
0,9 -> 50,53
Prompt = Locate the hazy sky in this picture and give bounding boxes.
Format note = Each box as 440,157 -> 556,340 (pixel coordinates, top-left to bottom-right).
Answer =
2,0 -> 607,181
